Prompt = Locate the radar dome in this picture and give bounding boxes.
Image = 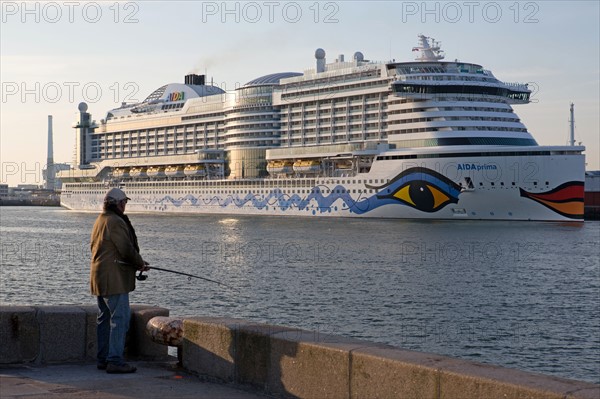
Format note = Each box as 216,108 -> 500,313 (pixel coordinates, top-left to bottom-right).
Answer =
78,102 -> 88,112
315,48 -> 326,59
353,51 -> 364,62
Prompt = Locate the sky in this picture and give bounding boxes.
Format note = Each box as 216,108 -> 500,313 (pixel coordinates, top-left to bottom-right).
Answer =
1,0 -> 599,187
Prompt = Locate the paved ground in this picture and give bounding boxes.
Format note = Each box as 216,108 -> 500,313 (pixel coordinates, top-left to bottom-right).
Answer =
0,361 -> 269,399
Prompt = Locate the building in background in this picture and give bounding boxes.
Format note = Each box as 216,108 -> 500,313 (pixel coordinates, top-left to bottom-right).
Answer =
43,163 -> 70,191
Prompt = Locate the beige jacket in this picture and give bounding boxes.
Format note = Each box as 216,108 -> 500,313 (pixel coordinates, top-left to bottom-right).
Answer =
90,210 -> 144,296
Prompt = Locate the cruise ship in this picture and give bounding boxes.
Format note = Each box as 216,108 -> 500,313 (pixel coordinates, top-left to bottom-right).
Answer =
59,35 -> 585,221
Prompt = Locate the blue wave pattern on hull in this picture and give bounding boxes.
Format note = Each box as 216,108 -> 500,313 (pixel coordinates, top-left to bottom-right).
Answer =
154,168 -> 463,215
157,187 -> 366,215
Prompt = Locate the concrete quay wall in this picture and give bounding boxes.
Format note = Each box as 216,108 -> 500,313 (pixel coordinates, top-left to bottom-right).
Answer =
1,306 -> 598,399
182,316 -> 599,399
0,305 -> 168,364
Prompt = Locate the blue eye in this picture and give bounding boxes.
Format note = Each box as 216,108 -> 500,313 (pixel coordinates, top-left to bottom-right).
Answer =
368,167 -> 462,212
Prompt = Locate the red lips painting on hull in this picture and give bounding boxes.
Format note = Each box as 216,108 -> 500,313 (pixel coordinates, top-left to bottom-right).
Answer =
520,182 -> 584,219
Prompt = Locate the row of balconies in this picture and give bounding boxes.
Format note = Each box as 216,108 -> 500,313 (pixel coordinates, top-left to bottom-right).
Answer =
279,80 -> 388,101
94,121 -> 387,153
92,117 -> 526,154
280,93 -> 383,108
283,123 -> 383,135
386,115 -> 521,125
282,132 -> 382,147
281,106 -> 382,120
224,127 -> 279,137
282,100 -> 383,113
93,139 -> 213,148
224,119 -> 279,129
92,100 -> 523,154
223,130 -> 279,140
385,110 -> 516,119
91,141 -> 220,152
386,120 -> 526,131
222,138 -> 279,147
281,116 -> 381,127
387,126 -> 528,135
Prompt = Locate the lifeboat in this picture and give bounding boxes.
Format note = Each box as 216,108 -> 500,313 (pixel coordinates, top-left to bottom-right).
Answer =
165,165 -> 184,178
293,160 -> 321,174
336,159 -> 353,170
184,164 -> 206,177
147,166 -> 166,178
129,167 -> 147,178
267,160 -> 294,175
112,168 -> 130,179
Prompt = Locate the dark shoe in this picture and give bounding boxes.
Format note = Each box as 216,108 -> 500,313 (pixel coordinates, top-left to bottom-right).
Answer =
106,363 -> 137,374
97,362 -> 107,370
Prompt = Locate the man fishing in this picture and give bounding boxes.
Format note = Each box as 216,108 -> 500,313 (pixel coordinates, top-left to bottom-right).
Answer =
90,188 -> 149,374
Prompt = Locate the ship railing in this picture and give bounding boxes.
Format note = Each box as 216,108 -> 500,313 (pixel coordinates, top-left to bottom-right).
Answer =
501,81 -> 529,90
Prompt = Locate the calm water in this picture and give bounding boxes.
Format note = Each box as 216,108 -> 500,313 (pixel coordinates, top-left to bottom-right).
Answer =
1,207 -> 598,383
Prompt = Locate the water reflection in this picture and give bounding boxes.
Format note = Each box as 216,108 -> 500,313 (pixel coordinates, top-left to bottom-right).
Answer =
0,207 -> 598,383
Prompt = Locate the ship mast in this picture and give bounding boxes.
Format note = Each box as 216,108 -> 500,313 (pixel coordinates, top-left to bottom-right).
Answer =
413,34 -> 445,62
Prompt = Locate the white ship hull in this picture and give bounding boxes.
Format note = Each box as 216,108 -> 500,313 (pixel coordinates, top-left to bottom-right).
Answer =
61,152 -> 585,221
58,36 -> 587,221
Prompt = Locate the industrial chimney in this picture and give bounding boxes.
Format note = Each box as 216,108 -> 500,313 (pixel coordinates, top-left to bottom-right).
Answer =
569,103 -> 575,146
46,115 -> 55,190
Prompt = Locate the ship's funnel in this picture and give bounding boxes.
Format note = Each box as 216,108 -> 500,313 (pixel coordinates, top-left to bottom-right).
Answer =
185,74 -> 205,85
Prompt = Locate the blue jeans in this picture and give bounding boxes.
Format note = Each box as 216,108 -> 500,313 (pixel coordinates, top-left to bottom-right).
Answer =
97,293 -> 130,365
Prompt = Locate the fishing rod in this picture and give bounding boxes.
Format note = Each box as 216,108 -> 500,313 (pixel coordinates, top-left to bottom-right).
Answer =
115,260 -> 238,291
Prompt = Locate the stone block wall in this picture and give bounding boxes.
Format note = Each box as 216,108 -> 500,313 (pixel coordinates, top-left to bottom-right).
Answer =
180,316 -> 599,399
0,305 -> 168,364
